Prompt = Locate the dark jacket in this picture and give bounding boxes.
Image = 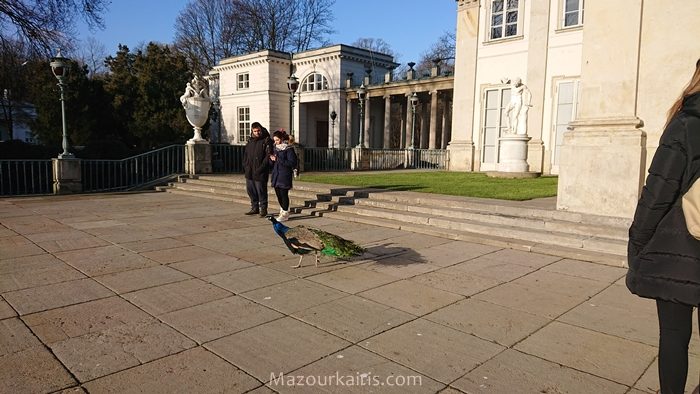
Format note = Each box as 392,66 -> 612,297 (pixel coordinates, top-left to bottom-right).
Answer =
243,128 -> 272,181
627,92 -> 700,305
270,144 -> 298,190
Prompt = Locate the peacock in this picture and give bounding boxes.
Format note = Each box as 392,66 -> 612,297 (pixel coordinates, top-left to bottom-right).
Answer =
266,216 -> 365,268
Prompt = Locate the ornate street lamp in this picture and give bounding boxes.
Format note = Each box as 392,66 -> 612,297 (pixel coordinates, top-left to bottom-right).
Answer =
410,92 -> 419,149
287,75 -> 299,138
329,110 -> 337,148
357,83 -> 366,148
50,49 -> 73,159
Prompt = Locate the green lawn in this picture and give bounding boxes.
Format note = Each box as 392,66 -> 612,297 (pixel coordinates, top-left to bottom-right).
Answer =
299,171 -> 558,201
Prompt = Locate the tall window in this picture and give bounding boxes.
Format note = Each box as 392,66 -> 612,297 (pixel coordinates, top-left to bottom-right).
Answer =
490,0 -> 519,40
563,0 -> 584,27
482,87 -> 511,167
237,72 -> 249,90
300,73 -> 328,92
552,80 -> 580,171
238,106 -> 250,143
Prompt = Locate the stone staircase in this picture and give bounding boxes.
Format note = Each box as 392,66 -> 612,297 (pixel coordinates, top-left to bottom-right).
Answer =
158,174 -> 630,267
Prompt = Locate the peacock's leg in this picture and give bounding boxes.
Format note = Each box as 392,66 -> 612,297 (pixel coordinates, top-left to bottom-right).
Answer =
291,255 -> 303,268
315,252 -> 320,267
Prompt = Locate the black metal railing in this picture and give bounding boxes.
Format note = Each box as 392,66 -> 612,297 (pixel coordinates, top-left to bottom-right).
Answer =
303,148 -> 352,171
82,145 -> 185,193
211,143 -> 245,173
413,149 -> 448,169
0,160 -> 53,196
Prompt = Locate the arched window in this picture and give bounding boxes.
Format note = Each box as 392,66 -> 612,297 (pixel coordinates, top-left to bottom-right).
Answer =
300,73 -> 328,92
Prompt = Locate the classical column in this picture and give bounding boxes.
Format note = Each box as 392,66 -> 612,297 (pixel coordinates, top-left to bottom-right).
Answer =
420,101 -> 429,149
405,94 -> 415,148
441,98 -> 452,149
384,95 -> 392,148
429,90 -> 439,149
345,99 -> 353,147
523,0 -> 549,173
557,0 -> 645,218
448,0 -> 479,170
364,97 -> 371,148
400,101 -> 407,148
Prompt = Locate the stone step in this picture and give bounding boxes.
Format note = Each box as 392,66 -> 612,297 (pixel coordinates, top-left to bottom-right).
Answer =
322,210 -> 626,267
332,205 -> 627,256
361,190 -> 631,228
354,198 -> 627,240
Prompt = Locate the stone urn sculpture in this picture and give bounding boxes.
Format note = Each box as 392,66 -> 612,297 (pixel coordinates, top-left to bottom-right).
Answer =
180,74 -> 211,144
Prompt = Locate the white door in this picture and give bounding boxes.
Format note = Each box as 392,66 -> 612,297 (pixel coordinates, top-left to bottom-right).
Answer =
551,80 -> 580,174
481,87 -> 510,171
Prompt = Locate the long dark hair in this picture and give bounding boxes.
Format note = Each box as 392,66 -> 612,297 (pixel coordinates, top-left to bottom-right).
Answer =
666,58 -> 700,127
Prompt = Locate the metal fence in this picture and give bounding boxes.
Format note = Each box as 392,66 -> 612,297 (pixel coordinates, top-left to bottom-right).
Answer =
82,145 -> 185,193
211,144 -> 245,173
303,148 -> 352,171
302,148 -> 448,171
0,160 -> 53,196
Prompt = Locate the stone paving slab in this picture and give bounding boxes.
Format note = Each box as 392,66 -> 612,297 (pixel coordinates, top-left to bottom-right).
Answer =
3,278 -> 113,315
82,347 -> 261,394
424,298 -> 551,347
358,279 -> 464,316
0,192 -> 690,393
50,319 -> 196,382
94,265 -> 193,294
272,345 -> 445,393
360,318 -> 504,384
292,294 -> 415,343
514,321 -> 657,386
306,266 -> 400,294
452,349 -> 629,393
206,316 -> 351,382
159,295 -> 283,344
0,345 -> 76,393
122,278 -> 232,315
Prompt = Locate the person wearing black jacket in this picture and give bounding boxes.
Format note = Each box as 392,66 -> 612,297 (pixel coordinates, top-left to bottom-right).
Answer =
627,59 -> 700,394
243,122 -> 272,217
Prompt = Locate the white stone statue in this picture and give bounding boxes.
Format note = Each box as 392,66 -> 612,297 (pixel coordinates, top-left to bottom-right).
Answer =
181,74 -> 211,144
505,77 -> 532,135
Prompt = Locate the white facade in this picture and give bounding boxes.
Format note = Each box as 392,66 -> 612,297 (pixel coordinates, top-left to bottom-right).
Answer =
450,0 -> 585,174
451,0 -> 700,218
210,45 -> 397,147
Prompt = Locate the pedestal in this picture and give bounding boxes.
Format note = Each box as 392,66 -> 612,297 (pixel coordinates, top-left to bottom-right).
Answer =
446,140 -> 475,171
557,117 -> 645,218
497,134 -> 531,173
185,141 -> 212,175
351,147 -> 370,171
52,158 -> 82,194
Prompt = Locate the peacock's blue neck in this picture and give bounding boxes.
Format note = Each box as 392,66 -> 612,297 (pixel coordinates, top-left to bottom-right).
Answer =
273,222 -> 289,235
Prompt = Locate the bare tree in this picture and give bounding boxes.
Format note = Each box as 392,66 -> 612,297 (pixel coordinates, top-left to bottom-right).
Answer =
0,0 -> 108,54
174,0 -> 334,73
79,36 -> 107,78
351,37 -> 397,58
174,0 -> 241,76
416,31 -> 455,76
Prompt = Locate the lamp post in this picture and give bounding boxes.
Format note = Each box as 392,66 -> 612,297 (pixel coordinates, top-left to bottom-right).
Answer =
329,110 -> 337,148
287,75 -> 299,138
50,49 -> 73,159
410,92 -> 419,149
357,83 -> 366,148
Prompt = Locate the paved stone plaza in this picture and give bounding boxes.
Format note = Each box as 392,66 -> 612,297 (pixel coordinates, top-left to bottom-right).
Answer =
0,191 -> 698,393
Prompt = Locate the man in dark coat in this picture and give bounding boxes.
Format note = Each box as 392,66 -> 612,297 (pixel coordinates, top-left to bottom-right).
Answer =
243,122 -> 272,217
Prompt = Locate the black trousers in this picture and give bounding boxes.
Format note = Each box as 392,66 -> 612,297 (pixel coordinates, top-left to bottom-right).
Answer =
245,178 -> 268,210
657,299 -> 698,393
275,187 -> 290,211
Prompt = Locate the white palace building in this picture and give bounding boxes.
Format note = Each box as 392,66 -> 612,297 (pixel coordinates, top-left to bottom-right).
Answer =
209,0 -> 700,219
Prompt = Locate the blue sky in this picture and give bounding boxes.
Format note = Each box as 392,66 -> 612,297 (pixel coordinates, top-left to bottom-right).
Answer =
76,0 -> 456,66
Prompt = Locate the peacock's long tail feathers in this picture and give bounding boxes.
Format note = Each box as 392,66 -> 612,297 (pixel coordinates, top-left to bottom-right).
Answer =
309,228 -> 365,257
